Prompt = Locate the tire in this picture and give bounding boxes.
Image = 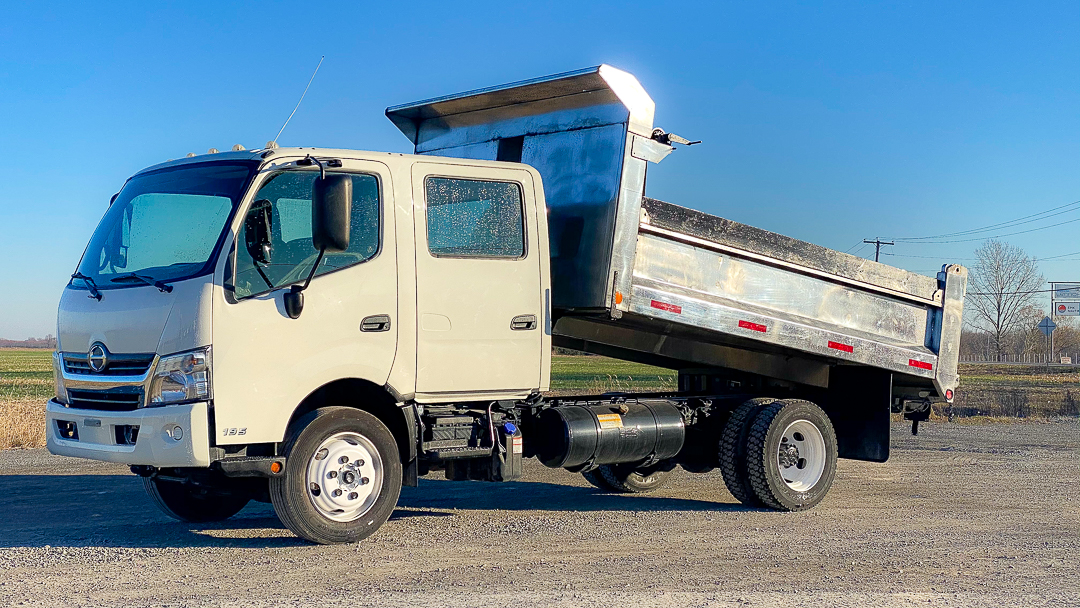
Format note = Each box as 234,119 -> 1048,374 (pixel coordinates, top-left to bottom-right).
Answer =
595,462 -> 673,493
142,476 -> 250,523
745,399 -> 837,511
718,398 -> 775,506
581,468 -> 618,491
270,407 -> 402,545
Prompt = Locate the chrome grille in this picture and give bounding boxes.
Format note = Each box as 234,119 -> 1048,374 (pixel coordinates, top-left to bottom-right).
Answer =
62,353 -> 154,376
67,389 -> 143,411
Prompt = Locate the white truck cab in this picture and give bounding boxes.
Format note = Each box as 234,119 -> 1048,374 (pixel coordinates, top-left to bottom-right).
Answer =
48,65 -> 966,544
50,150 -> 551,462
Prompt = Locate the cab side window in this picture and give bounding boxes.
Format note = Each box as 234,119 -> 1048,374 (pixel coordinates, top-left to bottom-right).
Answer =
233,171 -> 379,299
425,177 -> 524,258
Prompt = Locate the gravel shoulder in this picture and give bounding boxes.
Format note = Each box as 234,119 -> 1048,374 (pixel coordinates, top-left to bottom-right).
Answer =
1,420 -> 1078,608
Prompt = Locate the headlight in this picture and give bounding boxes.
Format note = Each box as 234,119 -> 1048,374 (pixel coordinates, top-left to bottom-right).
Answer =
52,351 -> 68,404
148,347 -> 212,406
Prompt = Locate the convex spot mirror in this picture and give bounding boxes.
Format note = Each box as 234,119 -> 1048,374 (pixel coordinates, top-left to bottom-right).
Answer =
244,199 -> 273,265
312,174 -> 351,253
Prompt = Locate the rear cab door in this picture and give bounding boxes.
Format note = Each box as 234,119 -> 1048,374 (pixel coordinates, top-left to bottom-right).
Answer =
411,162 -> 546,401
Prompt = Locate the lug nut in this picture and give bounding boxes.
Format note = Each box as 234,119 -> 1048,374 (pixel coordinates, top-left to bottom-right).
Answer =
357,459 -> 365,466
327,471 -> 337,479
339,455 -> 349,464
360,477 -> 370,486
348,492 -> 358,500
332,489 -> 342,497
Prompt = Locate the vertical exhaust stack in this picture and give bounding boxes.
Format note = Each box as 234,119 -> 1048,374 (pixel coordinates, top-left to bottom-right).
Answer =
386,65 -> 675,313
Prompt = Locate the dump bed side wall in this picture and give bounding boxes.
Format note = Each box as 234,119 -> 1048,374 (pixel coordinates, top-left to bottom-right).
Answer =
638,198 -> 941,303
603,199 -> 966,399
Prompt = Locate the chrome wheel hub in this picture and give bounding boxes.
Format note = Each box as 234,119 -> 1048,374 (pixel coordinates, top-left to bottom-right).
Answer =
306,432 -> 382,522
777,419 -> 826,492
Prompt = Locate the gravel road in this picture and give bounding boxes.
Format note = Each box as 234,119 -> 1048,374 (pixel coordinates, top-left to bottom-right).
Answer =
1,420 -> 1077,608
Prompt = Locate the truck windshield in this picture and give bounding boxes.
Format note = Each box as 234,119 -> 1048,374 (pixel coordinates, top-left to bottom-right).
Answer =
75,161 -> 258,289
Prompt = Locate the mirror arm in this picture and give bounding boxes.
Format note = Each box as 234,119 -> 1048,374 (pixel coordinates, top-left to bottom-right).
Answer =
283,248 -> 326,319
298,248 -> 326,292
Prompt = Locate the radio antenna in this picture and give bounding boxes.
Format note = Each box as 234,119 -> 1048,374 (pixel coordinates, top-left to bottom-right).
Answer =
270,55 -> 324,147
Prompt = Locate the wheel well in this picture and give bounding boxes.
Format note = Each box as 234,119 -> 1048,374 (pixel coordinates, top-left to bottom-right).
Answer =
288,378 -> 412,466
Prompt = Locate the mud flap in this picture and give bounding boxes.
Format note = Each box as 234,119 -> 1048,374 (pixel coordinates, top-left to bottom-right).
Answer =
821,367 -> 892,462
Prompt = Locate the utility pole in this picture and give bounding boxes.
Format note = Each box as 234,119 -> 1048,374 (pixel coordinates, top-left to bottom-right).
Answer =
1051,281 -> 1056,357
863,239 -> 895,262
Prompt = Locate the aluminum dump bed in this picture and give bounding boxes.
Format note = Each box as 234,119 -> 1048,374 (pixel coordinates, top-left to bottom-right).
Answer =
387,65 -> 967,401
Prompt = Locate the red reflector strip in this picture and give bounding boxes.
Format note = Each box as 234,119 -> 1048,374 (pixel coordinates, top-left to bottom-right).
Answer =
909,359 -> 933,371
738,320 -> 767,333
828,341 -> 854,353
650,300 -> 682,314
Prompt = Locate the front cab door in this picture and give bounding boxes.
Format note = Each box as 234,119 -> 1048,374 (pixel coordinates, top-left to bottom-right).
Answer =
212,158 -> 398,444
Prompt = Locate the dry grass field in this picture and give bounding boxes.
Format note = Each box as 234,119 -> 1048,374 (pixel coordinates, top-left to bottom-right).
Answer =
0,349 -> 50,450
2,348 -> 1076,450
947,363 -> 1080,418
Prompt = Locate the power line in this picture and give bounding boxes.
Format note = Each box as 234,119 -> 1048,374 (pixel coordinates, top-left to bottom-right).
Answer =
884,199 -> 1080,242
887,215 -> 1080,244
843,240 -> 866,254
1039,250 -> 1080,261
880,249 -> 1080,262
969,288 -> 1061,296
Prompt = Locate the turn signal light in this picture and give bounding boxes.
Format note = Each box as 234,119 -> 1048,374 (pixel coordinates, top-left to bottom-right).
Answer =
270,461 -> 283,474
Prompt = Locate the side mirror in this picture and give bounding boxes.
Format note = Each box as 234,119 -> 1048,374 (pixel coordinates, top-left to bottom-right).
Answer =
311,174 -> 351,252
244,199 -> 274,265
283,173 -> 351,320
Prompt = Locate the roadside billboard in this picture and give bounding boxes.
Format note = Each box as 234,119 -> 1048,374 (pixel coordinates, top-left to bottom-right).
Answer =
1053,283 -> 1080,300
1056,302 -> 1080,316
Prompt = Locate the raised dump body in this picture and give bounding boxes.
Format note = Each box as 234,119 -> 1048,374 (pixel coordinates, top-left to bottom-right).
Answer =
386,64 -> 967,404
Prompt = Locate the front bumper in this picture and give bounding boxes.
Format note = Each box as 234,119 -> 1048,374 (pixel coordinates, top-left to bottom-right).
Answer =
45,399 -> 211,467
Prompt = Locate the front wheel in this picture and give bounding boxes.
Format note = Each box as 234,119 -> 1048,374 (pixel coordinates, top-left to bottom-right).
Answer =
142,476 -> 250,523
745,399 -> 837,511
270,407 -> 402,544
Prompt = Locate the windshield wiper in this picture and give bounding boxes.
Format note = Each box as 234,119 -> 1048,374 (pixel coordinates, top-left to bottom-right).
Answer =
110,273 -> 174,293
71,273 -> 102,301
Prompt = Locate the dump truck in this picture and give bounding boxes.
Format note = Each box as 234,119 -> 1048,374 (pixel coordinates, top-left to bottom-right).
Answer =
46,65 -> 966,544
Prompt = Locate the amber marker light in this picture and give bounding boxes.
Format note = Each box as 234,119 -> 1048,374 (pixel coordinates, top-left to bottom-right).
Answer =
270,461 -> 283,474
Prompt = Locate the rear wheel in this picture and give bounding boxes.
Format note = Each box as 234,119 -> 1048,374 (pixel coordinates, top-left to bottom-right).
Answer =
718,398 -> 774,506
142,476 -> 250,523
270,407 -> 402,544
581,468 -> 618,491
745,399 -> 837,511
594,462 -> 673,493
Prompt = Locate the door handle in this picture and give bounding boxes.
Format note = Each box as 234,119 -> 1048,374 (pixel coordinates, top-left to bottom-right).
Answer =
361,314 -> 391,332
510,314 -> 537,331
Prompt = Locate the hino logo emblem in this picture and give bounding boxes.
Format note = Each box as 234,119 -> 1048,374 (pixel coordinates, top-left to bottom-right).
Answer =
87,343 -> 108,373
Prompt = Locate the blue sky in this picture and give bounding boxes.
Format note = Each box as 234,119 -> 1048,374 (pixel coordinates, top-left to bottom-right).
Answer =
1,1 -> 1077,338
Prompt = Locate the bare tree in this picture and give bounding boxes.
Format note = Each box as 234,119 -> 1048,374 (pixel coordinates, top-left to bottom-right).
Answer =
967,239 -> 1044,359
